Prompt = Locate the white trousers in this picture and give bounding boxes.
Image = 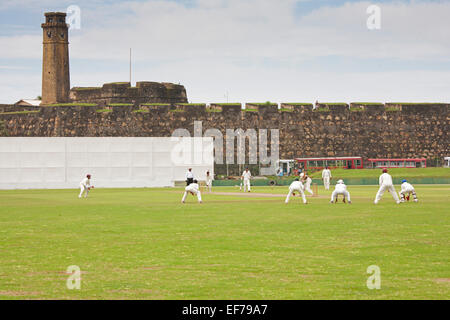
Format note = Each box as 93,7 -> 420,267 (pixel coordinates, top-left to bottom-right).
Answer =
375,184 -> 400,204
304,180 -> 313,195
331,190 -> 350,202
182,190 -> 202,203
399,187 -> 417,201
243,179 -> 251,192
323,177 -> 330,190
79,184 -> 89,198
285,187 -> 307,204
206,181 -> 212,192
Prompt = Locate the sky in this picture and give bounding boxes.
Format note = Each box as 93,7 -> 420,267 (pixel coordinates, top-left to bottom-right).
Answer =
0,0 -> 449,104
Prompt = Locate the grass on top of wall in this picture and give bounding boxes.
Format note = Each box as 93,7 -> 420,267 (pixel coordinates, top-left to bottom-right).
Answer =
387,102 -> 447,105
322,103 -> 348,106
247,102 -> 277,106
351,102 -> 384,105
211,103 -> 241,106
107,104 -> 134,107
95,109 -> 112,113
282,103 -> 313,106
45,103 -> 98,107
176,103 -> 206,107
0,110 -> 40,115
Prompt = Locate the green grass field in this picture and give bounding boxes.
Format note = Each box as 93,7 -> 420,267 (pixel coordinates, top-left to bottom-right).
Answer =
309,168 -> 450,179
0,185 -> 449,300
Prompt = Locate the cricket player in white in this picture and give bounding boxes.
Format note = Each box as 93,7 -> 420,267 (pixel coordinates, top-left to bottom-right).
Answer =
241,168 -> 252,192
322,166 -> 332,190
330,179 -> 351,204
300,172 -> 314,195
285,178 -> 307,204
205,171 -> 213,193
185,168 -> 194,186
182,179 -> 202,203
79,174 -> 92,198
374,169 -> 400,204
399,179 -> 418,202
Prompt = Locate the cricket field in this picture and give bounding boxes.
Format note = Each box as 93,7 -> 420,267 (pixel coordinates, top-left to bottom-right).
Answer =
0,184 -> 449,299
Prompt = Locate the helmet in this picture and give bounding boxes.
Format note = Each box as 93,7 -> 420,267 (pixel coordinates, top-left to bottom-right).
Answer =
294,178 -> 299,182
382,168 -> 388,173
402,179 -> 407,183
193,179 -> 198,183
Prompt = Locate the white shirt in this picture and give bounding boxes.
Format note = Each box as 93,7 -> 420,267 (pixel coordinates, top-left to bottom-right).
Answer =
322,169 -> 332,179
80,177 -> 90,187
206,173 -> 212,183
186,183 -> 199,193
186,171 -> 194,179
401,182 -> 414,192
289,181 -> 303,190
379,173 -> 393,186
335,183 -> 347,192
242,170 -> 251,180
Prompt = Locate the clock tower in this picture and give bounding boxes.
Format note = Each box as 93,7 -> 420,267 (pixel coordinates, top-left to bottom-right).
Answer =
41,12 -> 70,104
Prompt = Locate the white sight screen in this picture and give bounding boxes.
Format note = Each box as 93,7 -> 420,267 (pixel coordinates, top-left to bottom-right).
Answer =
0,137 -> 214,189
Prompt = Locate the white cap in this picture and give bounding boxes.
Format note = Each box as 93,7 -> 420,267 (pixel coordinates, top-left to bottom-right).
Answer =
337,179 -> 344,184
300,172 -> 305,178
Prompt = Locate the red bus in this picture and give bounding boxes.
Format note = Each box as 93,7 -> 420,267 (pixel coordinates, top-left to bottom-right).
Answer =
295,157 -> 363,171
368,158 -> 426,168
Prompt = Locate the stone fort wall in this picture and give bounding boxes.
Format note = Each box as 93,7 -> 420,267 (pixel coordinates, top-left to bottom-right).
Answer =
68,81 -> 188,106
0,102 -> 448,170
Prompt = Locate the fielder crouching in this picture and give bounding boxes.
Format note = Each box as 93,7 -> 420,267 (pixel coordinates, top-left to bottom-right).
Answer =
182,179 -> 202,204
285,178 -> 307,204
330,179 -> 351,204
399,179 -> 418,203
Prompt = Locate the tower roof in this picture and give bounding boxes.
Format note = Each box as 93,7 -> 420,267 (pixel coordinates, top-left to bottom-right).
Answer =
44,12 -> 66,16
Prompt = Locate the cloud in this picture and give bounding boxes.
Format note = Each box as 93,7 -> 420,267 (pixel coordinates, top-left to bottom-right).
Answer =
0,0 -> 449,103
2,0 -> 446,61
